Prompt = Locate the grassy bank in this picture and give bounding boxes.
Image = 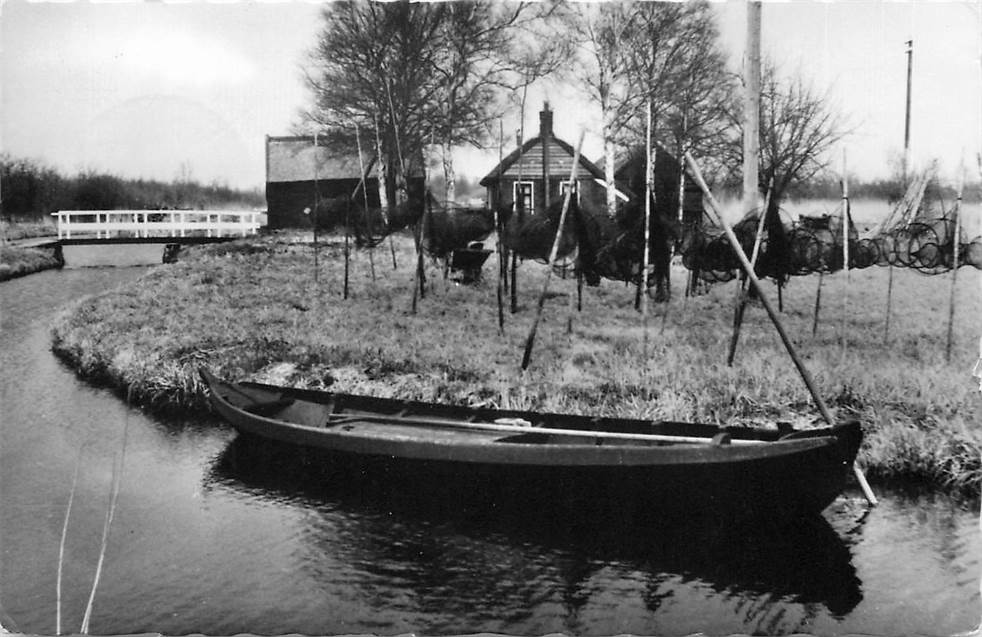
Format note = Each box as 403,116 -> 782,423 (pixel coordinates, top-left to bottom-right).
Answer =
0,244 -> 62,281
51,231 -> 982,494
1,218 -> 58,241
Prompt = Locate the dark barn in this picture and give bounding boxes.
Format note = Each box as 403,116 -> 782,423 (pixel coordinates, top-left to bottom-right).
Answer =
264,135 -> 424,229
606,143 -> 705,225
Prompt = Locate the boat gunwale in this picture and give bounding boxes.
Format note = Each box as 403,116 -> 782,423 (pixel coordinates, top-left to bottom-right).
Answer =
232,378 -> 793,443
203,371 -> 853,468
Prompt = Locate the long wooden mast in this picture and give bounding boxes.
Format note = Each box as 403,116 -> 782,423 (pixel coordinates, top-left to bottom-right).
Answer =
521,131 -> 585,371
743,0 -> 762,218
685,151 -> 878,507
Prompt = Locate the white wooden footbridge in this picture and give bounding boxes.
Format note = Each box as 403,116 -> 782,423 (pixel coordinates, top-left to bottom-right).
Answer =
50,209 -> 262,240
13,210 -> 265,267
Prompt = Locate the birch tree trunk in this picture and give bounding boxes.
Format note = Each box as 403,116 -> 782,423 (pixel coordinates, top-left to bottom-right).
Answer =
442,138 -> 456,204
374,115 -> 389,211
602,98 -> 617,216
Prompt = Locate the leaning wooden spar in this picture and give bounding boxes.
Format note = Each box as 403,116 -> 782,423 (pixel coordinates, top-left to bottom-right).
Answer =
201,369 -> 862,518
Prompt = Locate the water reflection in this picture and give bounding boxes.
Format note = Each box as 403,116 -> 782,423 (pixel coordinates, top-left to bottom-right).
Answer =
204,435 -> 863,635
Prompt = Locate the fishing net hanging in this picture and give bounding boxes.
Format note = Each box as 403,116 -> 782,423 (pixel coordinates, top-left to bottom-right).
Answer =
500,198 -> 581,263
586,197 -> 678,293
678,206 -> 796,283
860,170 -> 982,274
312,193 -> 424,247
421,204 -> 495,259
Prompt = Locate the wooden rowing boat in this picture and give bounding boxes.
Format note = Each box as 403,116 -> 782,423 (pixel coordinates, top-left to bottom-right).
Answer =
200,369 -> 862,518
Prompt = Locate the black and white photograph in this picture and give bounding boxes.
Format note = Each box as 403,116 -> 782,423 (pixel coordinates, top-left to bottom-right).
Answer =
2,0 -> 981,635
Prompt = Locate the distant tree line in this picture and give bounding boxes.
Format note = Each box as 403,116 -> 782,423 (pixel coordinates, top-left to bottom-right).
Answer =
0,154 -> 265,220
782,173 -> 982,205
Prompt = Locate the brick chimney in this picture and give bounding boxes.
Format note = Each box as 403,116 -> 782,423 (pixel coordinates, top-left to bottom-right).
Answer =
539,102 -> 553,139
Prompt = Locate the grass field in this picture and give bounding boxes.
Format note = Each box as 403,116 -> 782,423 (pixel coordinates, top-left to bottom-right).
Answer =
50,230 -> 982,494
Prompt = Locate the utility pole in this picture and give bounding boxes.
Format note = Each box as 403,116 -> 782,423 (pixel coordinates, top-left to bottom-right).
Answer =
904,39 -> 913,185
743,0 -> 762,217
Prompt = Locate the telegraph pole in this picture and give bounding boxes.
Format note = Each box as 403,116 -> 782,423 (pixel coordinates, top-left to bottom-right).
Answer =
904,39 -> 913,185
743,0 -> 762,217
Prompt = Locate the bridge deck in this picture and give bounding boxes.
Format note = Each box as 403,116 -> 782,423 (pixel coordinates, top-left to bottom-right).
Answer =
51,209 -> 263,240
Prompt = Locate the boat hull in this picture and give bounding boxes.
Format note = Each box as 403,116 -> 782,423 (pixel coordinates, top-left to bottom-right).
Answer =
201,370 -> 862,519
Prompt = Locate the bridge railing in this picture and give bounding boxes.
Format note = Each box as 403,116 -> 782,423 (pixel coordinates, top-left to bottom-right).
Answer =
51,210 -> 263,240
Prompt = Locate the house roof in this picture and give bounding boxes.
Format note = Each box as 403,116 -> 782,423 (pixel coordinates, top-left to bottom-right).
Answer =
266,135 -> 424,184
594,142 -> 684,179
478,134 -> 606,187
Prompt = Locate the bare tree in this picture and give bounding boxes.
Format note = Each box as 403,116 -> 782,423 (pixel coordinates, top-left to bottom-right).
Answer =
430,2 -> 563,204
301,1 -> 564,206
721,61 -> 847,207
561,2 -> 636,214
620,2 -> 734,169
716,61 -> 847,285
562,1 -> 735,212
300,1 -> 447,203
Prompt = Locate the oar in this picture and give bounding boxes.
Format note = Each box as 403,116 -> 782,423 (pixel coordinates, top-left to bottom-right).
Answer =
685,151 -> 878,506
323,411 -> 770,446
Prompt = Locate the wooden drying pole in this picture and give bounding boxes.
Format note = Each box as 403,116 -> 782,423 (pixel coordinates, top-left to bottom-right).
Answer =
640,100 -> 654,356
521,131 -> 585,371
511,87 -> 530,315
411,135 -> 433,314
312,132 -> 320,287
840,151 -> 851,357
341,135 -> 351,299
685,151 -> 878,506
726,180 -> 772,366
496,118 -> 506,333
727,0 -> 763,366
743,0 -> 762,222
354,124 -> 377,283
882,168 -> 932,344
886,39 -> 916,345
374,112 -> 397,271
811,264 -> 825,336
944,159 -> 965,362
659,132 -> 689,337
343,194 -> 351,300
813,166 -> 852,340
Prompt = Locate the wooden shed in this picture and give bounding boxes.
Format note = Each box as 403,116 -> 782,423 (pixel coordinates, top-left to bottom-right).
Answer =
607,144 -> 705,226
479,104 -> 621,216
264,135 -> 425,229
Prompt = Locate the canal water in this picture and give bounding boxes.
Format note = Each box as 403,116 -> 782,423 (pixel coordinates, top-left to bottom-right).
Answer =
1,268 -> 980,636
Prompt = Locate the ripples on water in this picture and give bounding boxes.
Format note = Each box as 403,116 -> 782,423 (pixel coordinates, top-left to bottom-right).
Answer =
1,268 -> 979,636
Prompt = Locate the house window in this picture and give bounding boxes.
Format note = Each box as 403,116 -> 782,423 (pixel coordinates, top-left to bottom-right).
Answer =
513,181 -> 534,214
560,180 -> 580,204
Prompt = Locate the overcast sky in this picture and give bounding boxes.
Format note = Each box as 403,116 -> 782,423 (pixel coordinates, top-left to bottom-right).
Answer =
2,0 -> 980,191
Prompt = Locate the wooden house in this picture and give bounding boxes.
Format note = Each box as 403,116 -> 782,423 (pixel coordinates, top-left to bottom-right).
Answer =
264,135 -> 425,229
479,104 -> 621,216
